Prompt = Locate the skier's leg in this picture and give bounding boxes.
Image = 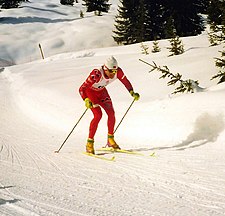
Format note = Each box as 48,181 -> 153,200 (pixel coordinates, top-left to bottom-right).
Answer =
86,106 -> 102,154
89,106 -> 102,139
101,100 -> 115,135
85,89 -> 102,154
99,91 -> 120,149
98,89 -> 115,135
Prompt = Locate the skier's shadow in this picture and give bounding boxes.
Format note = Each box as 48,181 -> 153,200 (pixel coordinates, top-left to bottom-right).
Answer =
147,139 -> 209,151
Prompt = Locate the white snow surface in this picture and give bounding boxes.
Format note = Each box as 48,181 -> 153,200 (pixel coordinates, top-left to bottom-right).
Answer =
1,0 -> 225,215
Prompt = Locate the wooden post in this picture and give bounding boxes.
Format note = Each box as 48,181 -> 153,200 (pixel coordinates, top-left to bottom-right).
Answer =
38,43 -> 45,59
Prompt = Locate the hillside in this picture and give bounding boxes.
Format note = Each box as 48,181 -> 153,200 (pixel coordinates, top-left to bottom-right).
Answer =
1,0 -> 225,215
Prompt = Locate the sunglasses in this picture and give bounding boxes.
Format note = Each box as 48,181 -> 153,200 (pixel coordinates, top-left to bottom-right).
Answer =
108,69 -> 118,74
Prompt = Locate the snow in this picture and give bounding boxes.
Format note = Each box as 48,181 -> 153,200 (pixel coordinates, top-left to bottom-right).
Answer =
1,0 -> 225,215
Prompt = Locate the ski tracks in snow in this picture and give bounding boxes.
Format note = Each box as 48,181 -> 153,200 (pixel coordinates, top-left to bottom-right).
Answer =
1,74 -> 225,215
105,150 -> 225,215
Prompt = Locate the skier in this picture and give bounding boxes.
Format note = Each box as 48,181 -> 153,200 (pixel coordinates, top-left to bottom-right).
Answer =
79,56 -> 140,154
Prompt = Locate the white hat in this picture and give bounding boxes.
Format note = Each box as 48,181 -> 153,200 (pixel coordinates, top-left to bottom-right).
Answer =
104,56 -> 118,70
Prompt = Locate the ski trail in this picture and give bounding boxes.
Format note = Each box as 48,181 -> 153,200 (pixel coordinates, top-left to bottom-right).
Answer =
10,145 -> 23,170
12,140 -> 43,174
45,157 -> 68,177
23,151 -> 43,175
0,183 -> 87,216
105,151 -> 225,215
3,141 -> 11,162
10,148 -> 15,166
0,143 -> 3,154
0,181 -> 90,216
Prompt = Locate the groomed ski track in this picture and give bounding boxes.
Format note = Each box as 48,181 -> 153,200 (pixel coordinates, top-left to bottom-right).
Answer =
1,72 -> 225,216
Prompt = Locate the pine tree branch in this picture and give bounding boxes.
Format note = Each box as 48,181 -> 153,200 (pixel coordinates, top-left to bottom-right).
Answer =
139,59 -> 199,94
211,48 -> 225,83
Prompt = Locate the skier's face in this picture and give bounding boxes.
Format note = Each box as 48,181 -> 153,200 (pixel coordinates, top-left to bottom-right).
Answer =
105,68 -> 117,79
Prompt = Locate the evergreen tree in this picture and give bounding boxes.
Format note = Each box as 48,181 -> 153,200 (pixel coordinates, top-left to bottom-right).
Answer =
80,10 -> 84,18
164,0 -> 204,37
113,0 -> 205,45
113,0 -> 152,44
140,42 -> 149,55
195,0 -> 210,13
60,0 -> 74,6
208,0 -> 225,25
208,2 -> 225,45
167,30 -> 184,56
211,49 -> 225,84
0,0 -> 25,8
135,0 -> 149,43
145,0 -> 167,40
152,40 -> 161,53
208,29 -> 220,46
164,16 -> 176,38
113,0 -> 139,44
208,24 -> 225,46
209,1 -> 225,84
83,0 -> 110,16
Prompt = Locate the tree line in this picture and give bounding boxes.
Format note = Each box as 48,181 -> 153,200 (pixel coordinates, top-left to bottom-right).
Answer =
1,0 -> 223,43
0,0 -> 224,84
113,0 -> 210,44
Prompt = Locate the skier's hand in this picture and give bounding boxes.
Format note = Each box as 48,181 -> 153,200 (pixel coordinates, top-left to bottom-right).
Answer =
130,90 -> 140,101
84,98 -> 93,109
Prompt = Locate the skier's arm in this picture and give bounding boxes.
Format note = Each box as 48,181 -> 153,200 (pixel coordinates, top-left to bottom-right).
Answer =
116,68 -> 133,92
117,68 -> 140,101
79,69 -> 101,100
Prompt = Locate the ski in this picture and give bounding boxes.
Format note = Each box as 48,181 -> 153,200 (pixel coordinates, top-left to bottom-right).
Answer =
97,147 -> 155,157
83,152 -> 115,161
97,147 -> 142,155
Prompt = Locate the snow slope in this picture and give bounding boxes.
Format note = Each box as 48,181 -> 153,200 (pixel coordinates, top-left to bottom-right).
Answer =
1,0 -> 225,215
0,0 -> 119,65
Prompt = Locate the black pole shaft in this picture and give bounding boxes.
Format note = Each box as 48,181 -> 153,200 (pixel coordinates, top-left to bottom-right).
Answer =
55,108 -> 88,153
114,98 -> 135,134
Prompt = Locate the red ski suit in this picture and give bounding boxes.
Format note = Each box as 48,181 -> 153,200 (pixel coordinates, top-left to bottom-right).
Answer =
79,66 -> 133,139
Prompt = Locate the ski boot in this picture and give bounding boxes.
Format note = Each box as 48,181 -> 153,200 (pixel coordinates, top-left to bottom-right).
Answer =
86,138 -> 95,154
107,134 -> 121,150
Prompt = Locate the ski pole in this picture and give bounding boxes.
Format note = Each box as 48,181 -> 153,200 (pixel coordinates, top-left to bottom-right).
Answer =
55,108 -> 88,153
104,98 -> 136,148
114,98 -> 136,134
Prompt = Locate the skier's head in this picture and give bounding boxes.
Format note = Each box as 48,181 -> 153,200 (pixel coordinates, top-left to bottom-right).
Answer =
104,56 -> 118,72
103,56 -> 118,79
